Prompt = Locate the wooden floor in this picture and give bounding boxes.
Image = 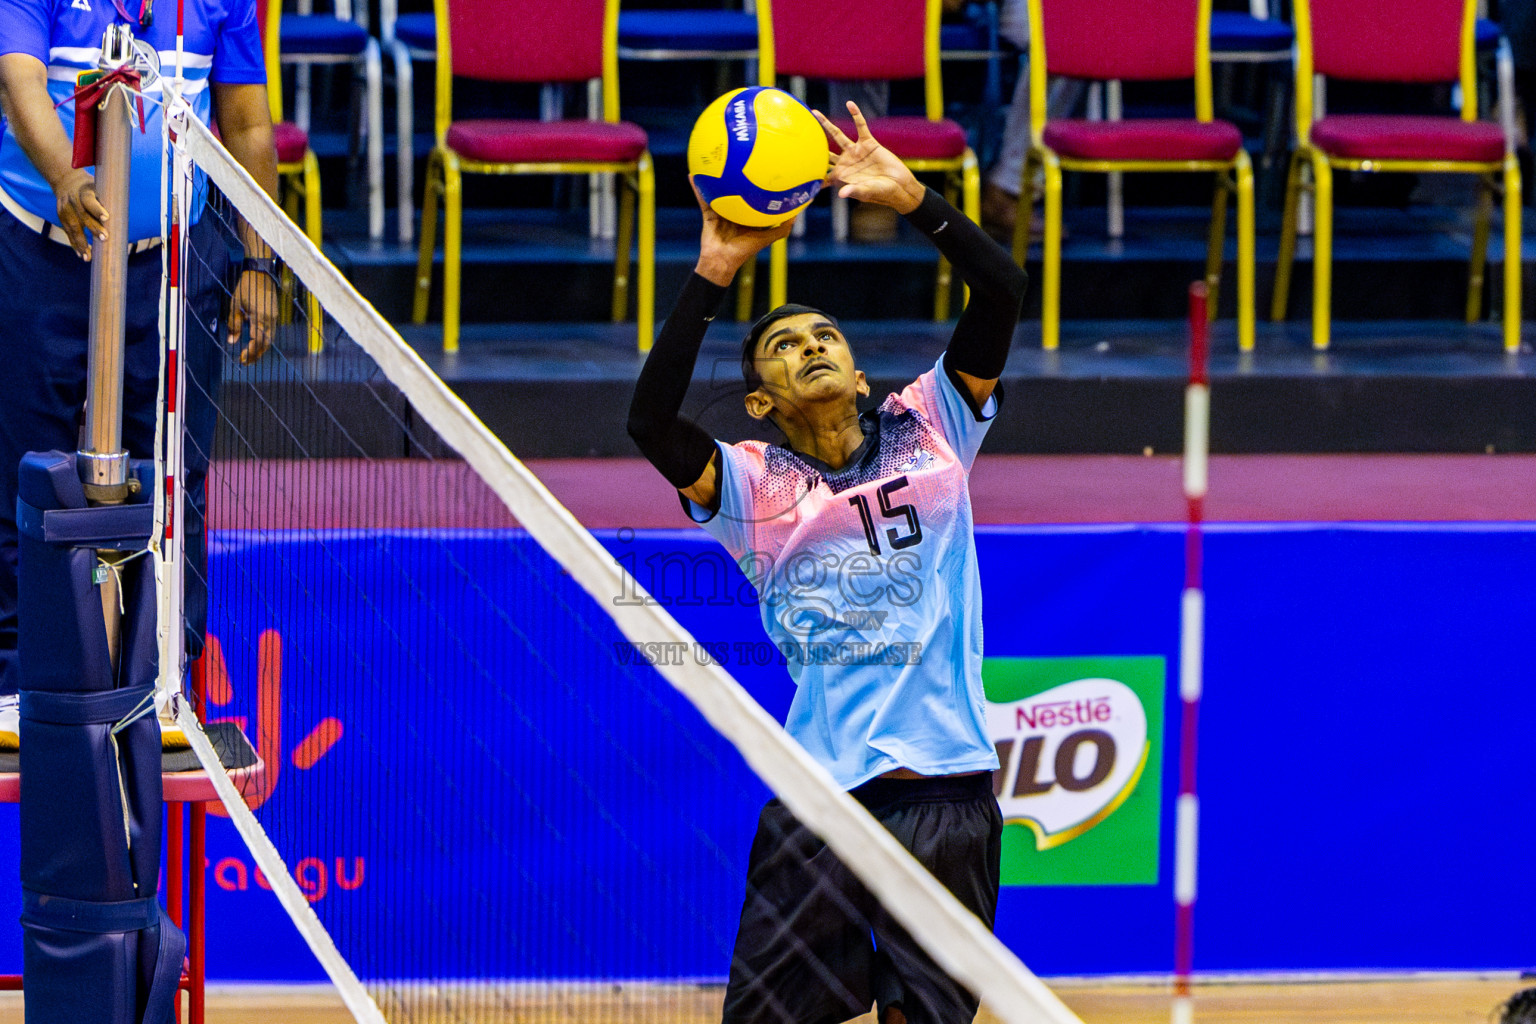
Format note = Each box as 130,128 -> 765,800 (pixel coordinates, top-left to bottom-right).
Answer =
1041,978 -> 1525,1023
0,977 -> 1521,1024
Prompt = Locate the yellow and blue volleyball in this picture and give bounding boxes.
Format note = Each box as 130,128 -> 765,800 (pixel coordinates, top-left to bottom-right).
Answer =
687,86 -> 829,228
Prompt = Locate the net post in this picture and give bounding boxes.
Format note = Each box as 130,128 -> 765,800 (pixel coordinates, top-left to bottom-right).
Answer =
80,27 -> 141,671
80,27 -> 136,507
1174,282 -> 1210,1024
20,27 -> 174,1021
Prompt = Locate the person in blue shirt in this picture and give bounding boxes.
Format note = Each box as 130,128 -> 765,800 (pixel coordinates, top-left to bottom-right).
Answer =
0,0 -> 281,744
629,104 -> 1027,1024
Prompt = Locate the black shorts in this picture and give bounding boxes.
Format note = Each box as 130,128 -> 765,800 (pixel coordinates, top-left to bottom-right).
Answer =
721,773 -> 1003,1024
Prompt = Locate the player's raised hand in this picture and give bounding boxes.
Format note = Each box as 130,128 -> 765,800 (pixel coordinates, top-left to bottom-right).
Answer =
691,176 -> 795,287
814,102 -> 925,215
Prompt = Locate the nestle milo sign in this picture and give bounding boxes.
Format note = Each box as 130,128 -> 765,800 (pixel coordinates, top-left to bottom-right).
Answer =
983,657 -> 1165,886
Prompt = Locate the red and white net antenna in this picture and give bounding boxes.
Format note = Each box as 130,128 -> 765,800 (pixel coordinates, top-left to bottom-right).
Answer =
1173,282 -> 1210,1024
157,86 -> 192,705
174,0 -> 185,83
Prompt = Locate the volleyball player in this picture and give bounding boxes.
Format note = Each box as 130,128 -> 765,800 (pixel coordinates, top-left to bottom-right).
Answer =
628,103 -> 1027,1024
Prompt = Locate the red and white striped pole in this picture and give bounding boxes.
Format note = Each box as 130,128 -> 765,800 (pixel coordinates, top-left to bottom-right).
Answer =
157,91 -> 191,711
1173,282 -> 1209,1024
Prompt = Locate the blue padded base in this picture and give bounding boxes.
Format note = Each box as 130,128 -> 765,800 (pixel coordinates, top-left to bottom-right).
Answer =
17,449 -> 169,1022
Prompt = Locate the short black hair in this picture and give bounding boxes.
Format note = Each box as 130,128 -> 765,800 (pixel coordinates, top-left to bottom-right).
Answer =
741,303 -> 839,391
1501,988 -> 1536,1024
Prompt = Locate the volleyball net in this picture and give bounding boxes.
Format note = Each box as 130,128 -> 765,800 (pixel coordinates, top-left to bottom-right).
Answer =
159,100 -> 1080,1024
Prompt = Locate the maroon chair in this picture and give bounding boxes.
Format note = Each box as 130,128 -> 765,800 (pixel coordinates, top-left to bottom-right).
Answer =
411,0 -> 656,353
748,0 -> 980,321
1272,0 -> 1521,351
1017,0 -> 1255,351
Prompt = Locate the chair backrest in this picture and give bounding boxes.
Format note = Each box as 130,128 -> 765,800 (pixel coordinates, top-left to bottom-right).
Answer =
757,0 -> 944,120
432,0 -> 621,140
256,0 -> 283,122
1306,0 -> 1467,82
1292,0 -> 1477,132
1025,0 -> 1214,142
1038,0 -> 1202,80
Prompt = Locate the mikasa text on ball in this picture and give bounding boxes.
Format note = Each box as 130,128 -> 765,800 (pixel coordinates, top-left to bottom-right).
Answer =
688,86 -> 829,228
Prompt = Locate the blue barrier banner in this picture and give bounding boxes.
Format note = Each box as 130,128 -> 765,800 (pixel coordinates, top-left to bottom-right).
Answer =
0,523 -> 1530,980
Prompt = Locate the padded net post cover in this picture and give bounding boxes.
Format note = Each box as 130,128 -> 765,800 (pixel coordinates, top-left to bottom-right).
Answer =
17,454 -> 181,1024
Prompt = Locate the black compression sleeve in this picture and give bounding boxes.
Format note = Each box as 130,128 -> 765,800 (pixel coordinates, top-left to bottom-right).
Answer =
904,187 -> 1028,381
627,273 -> 728,489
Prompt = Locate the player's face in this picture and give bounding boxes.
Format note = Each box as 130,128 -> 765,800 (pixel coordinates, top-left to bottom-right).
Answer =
751,313 -> 867,412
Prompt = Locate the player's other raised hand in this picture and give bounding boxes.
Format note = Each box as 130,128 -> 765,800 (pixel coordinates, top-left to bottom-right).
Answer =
814,101 -> 926,216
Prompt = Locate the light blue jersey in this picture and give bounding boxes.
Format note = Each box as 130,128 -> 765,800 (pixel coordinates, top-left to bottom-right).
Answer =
690,356 -> 1002,790
0,0 -> 264,242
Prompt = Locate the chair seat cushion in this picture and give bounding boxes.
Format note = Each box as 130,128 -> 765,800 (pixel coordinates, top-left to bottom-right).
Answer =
273,121 -> 310,164
1209,11 -> 1294,53
618,10 -> 758,52
1477,17 -> 1500,51
1042,118 -> 1244,161
828,116 -> 969,160
1309,114 -> 1505,163
279,14 -> 370,56
446,120 -> 649,164
393,12 -> 436,51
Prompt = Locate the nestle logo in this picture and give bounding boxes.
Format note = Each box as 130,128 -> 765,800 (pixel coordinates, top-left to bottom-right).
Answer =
1015,696 -> 1111,731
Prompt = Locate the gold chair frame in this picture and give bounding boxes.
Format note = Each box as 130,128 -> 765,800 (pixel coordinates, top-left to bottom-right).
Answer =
1271,0 -> 1520,352
1015,0 -> 1255,352
261,0 -> 324,352
742,0 -> 981,323
411,0 -> 655,353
